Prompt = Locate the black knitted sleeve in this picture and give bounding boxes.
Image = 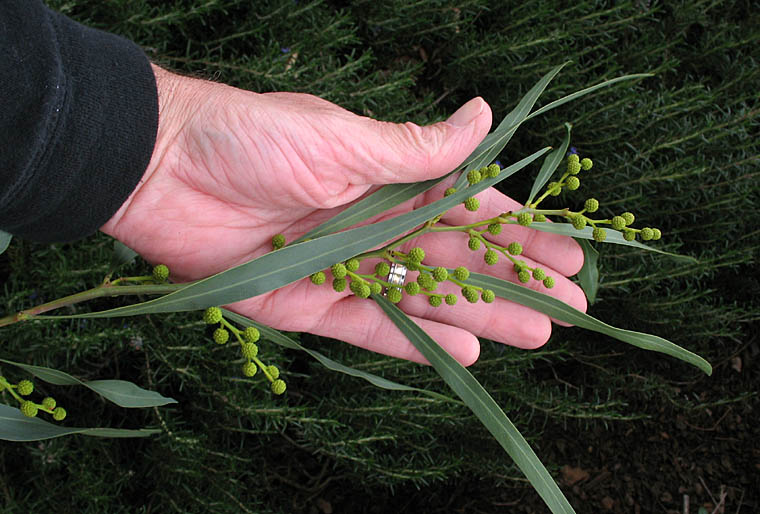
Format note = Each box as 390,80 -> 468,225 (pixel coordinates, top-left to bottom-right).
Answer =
0,0 -> 158,242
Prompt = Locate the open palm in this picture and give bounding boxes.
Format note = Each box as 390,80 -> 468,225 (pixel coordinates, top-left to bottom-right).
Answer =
102,66 -> 587,365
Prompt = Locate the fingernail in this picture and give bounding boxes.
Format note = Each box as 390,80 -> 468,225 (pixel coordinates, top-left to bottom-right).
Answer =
446,97 -> 485,127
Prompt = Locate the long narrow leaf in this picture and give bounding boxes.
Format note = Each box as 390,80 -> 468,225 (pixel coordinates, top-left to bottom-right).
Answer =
0,359 -> 177,408
526,73 -> 653,121
527,123 -> 572,205
38,147 -> 550,319
526,222 -> 698,260
222,309 -> 460,404
0,230 -> 10,256
0,404 -> 160,441
374,295 -> 576,514
454,63 -> 569,189
575,238 -> 600,304
464,273 -> 712,375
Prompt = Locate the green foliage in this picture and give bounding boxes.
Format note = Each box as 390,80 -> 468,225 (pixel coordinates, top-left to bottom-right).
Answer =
1,0 -> 757,512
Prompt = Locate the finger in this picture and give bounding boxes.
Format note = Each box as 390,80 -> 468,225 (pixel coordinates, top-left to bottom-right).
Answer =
350,97 -> 493,185
403,229 -> 588,327
311,295 -> 481,366
421,180 -> 584,277
229,279 -> 481,366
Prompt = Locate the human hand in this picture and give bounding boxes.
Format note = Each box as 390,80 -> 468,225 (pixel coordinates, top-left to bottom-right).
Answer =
101,65 -> 586,365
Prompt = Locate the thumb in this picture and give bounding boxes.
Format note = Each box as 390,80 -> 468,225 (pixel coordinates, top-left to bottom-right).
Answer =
359,97 -> 492,184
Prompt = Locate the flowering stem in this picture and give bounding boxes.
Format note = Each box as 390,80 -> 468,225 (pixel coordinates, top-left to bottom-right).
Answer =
0,282 -> 189,327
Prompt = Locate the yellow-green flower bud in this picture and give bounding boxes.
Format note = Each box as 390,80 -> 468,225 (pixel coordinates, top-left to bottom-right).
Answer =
345,258 -> 360,272
517,212 -> 532,226
405,282 -> 421,296
428,295 -> 442,307
331,263 -> 347,279
567,160 -> 582,175
548,182 -> 562,196
356,283 -> 372,299
518,270 -> 531,283
41,397 -> 56,410
52,407 -> 67,421
462,287 -> 479,303
468,237 -> 481,251
481,289 -> 495,303
484,250 -> 499,265
621,212 -> 635,225
375,261 -> 391,277
611,216 -> 626,231
533,213 -> 547,222
485,163 -> 501,178
310,271 -> 326,285
464,197 -> 480,212
532,268 -> 546,281
242,362 -> 257,377
243,326 -> 260,343
444,187 -> 457,197
568,153 -> 580,164
241,343 -> 259,359
467,169 -> 482,185
623,230 -> 636,241
453,266 -> 470,281
152,264 -> 169,283
651,228 -> 662,240
417,273 -> 437,291
507,241 -> 522,256
592,227 -> 607,242
203,307 -> 223,325
213,328 -> 229,344
333,277 -> 347,292
445,293 -> 458,306
432,267 -> 448,282
387,287 -> 402,303
267,366 -> 280,380
566,176 -> 580,190
17,380 -> 33,396
543,276 -> 555,289
584,198 -> 599,213
580,157 -> 593,170
640,227 -> 654,241
408,247 -> 425,263
571,215 -> 587,230
272,234 -> 286,250
271,379 -> 287,395
514,260 -> 527,273
370,281 -> 383,295
487,223 -> 502,235
20,401 -> 37,418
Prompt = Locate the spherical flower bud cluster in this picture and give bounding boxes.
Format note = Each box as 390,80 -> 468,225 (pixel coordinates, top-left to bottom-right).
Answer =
507,242 -> 522,256
17,379 -> 34,396
331,263 -> 347,279
152,264 -> 170,283
243,327 -> 260,343
387,288 -> 403,303
567,160 -> 582,175
444,187 -> 457,197
429,295 -> 442,307
52,407 -> 67,421
580,157 -> 593,170
42,397 -> 57,410
592,227 -> 607,242
518,270 -> 531,283
464,197 -> 480,212
584,198 -> 599,212
484,250 -> 499,265
462,287 -> 479,303
272,234 -> 286,250
241,343 -> 259,359
571,215 -> 587,230
310,271 -> 326,285
375,261 -> 391,278
242,362 -> 257,377
20,400 -> 38,418
468,237 -> 481,251
407,247 -> 425,264
370,282 -> 383,295
405,282 -> 421,295
517,212 -> 532,226
467,169 -> 482,185
533,213 -> 547,222
203,307 -> 223,325
445,294 -> 458,305
487,223 -> 502,235
213,328 -> 229,344
271,379 -> 287,395
432,267 -> 448,282
481,290 -> 495,303
453,266 -> 470,281
417,273 -> 437,291
345,258 -> 360,272
565,176 -> 580,191
611,216 -> 626,231
484,163 -> 501,178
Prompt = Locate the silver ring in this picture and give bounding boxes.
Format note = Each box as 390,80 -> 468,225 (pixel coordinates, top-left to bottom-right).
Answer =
384,263 -> 408,295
